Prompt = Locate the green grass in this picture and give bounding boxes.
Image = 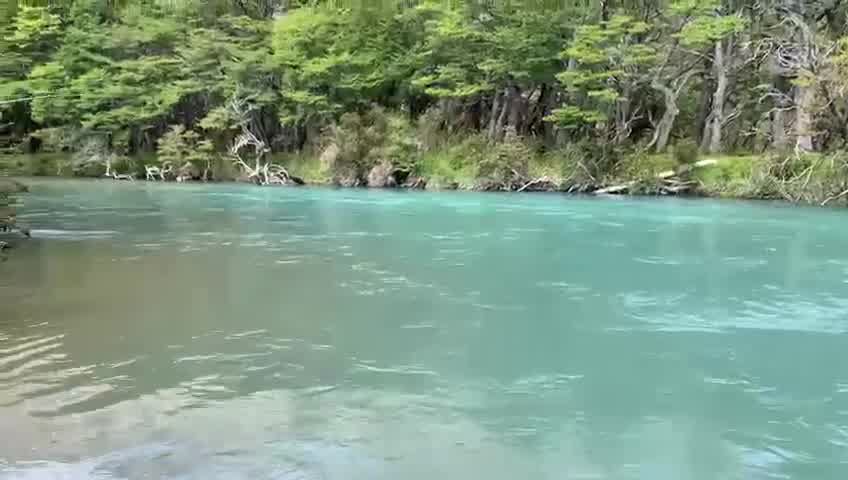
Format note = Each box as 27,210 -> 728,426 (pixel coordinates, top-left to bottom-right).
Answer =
416,143 -> 480,189
693,155 -> 760,197
528,152 -> 567,181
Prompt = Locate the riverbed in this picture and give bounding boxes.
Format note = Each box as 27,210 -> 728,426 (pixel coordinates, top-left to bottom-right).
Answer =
1,179 -> 847,479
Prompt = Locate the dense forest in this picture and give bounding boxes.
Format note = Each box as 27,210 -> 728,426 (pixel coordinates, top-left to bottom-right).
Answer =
2,0 -> 848,202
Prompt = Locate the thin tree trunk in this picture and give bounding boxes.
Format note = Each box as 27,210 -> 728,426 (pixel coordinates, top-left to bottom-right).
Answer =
493,87 -> 512,142
707,39 -> 729,154
654,108 -> 677,153
794,84 -> 814,152
650,71 -> 695,153
614,88 -> 632,144
600,0 -> 611,22
544,86 -> 560,147
772,104 -> 788,150
487,91 -> 503,141
697,69 -> 714,151
525,84 -> 548,136
651,82 -> 679,153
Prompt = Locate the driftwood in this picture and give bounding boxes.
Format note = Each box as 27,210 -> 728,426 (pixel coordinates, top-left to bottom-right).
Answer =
110,171 -> 135,181
595,182 -> 636,195
594,159 -> 718,195
821,188 -> 848,206
228,96 -> 294,186
517,176 -> 552,192
145,161 -> 173,181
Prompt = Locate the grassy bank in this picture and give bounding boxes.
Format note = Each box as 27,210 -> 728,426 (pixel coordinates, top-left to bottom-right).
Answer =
4,145 -> 848,207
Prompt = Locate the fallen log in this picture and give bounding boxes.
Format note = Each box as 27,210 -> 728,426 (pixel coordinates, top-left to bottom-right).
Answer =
517,176 -> 552,193
593,159 -> 719,196
595,181 -> 636,195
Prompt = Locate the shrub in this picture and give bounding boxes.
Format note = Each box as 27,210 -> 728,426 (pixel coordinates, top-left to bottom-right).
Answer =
158,125 -> 215,166
156,125 -> 217,178
324,106 -> 420,186
476,128 -> 532,190
673,139 -> 699,165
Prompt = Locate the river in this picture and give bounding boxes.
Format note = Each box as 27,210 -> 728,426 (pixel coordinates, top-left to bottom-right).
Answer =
1,179 -> 847,479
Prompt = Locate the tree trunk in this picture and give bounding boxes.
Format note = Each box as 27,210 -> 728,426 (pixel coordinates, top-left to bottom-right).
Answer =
543,86 -> 560,147
794,84 -> 814,152
614,87 -> 632,144
650,71 -> 695,153
772,105 -> 788,150
654,107 -> 677,153
651,82 -> 679,153
697,72 -> 714,150
493,87 -> 512,142
525,84 -> 548,136
600,0 -> 611,22
487,91 -> 503,141
506,85 -> 524,134
706,39 -> 729,154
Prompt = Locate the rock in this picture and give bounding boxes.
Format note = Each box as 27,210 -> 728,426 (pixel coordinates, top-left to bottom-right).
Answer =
367,161 -> 396,188
320,144 -> 340,170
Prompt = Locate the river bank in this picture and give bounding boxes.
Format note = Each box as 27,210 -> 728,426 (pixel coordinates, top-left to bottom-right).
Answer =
3,149 -> 848,207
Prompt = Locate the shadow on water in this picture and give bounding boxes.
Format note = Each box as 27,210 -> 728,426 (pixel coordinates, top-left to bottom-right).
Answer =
1,179 -> 847,479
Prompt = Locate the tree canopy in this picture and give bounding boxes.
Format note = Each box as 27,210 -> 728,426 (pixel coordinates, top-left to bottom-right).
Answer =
2,0 -> 848,166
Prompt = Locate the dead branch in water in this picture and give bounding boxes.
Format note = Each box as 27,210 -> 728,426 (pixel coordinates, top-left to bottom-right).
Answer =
228,96 -> 292,186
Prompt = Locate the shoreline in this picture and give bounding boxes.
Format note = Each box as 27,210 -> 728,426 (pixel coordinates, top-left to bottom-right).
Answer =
3,153 -> 848,208
6,173 -> 842,211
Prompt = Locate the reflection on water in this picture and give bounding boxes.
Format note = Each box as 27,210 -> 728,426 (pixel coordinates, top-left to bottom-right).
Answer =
1,179 -> 847,479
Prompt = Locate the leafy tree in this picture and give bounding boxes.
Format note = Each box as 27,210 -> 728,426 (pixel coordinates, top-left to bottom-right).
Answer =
1,0 -> 848,187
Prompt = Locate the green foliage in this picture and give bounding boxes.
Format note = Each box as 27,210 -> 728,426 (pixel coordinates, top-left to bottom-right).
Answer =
272,6 -> 404,123
157,124 -> 215,168
476,129 -> 533,189
693,155 -> 759,196
0,0 -> 846,203
677,15 -> 746,47
550,15 -> 656,129
416,135 -> 485,188
321,106 -> 419,185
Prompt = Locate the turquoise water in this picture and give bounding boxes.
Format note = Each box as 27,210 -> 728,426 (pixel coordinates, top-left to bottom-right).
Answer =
1,179 -> 847,479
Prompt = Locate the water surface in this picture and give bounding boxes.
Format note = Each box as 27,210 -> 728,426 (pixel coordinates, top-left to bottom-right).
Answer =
1,179 -> 847,479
